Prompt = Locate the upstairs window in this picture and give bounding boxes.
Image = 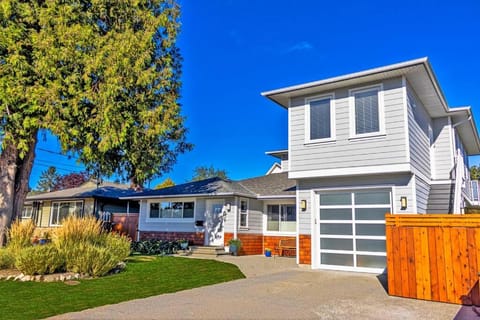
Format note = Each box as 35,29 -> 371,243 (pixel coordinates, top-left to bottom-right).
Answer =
350,85 -> 384,137
306,94 -> 334,143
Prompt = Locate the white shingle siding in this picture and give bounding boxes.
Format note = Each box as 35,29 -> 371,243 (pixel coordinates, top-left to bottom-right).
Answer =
288,77 -> 407,175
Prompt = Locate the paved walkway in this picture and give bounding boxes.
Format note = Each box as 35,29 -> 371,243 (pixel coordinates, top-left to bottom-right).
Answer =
48,255 -> 465,320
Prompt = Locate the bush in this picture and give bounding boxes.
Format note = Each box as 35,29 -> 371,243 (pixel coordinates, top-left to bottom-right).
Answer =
62,242 -> 121,277
103,233 -> 131,262
15,245 -> 64,275
54,216 -> 103,249
7,220 -> 35,254
131,239 -> 180,255
0,249 -> 15,269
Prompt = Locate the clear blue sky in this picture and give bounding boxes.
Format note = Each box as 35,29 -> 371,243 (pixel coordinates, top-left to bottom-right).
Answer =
29,0 -> 480,188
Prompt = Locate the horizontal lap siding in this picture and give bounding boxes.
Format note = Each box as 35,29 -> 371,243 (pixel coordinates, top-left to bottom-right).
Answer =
241,199 -> 263,234
432,118 -> 453,180
289,77 -> 407,174
415,176 -> 430,214
386,214 -> 480,304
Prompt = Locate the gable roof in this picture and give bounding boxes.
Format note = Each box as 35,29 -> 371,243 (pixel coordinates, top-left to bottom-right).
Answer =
262,57 -> 480,155
26,181 -> 133,201
121,173 -> 296,200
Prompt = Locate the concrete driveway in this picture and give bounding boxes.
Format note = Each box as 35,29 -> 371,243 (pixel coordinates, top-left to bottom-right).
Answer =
48,255 -> 463,320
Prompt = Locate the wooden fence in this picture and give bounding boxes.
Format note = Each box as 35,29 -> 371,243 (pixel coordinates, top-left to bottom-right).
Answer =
386,214 -> 480,305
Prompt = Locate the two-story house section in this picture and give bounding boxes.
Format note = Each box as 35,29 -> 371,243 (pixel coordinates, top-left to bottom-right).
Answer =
262,57 -> 480,273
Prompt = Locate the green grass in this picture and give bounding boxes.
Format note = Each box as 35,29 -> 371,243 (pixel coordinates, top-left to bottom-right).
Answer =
0,256 -> 245,320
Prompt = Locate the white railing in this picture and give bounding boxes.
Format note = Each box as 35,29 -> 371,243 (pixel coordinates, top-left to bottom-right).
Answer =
453,149 -> 464,214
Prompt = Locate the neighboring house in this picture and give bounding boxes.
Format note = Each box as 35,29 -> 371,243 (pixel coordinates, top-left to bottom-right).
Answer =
121,166 -> 296,255
22,181 -> 140,237
261,57 -> 480,272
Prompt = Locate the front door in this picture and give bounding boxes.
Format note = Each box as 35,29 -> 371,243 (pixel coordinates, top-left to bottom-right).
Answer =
205,200 -> 225,246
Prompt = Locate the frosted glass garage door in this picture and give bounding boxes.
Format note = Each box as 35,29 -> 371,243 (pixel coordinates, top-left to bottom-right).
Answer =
318,190 -> 391,272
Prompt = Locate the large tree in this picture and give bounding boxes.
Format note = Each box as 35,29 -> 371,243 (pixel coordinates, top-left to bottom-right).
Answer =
0,1 -> 191,245
192,165 -> 229,181
53,171 -> 90,191
35,166 -> 60,192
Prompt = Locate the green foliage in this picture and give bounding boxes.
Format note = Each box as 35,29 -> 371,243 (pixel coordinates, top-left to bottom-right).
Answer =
0,257 -> 245,320
0,249 -> 15,269
192,165 -> 229,181
130,239 -> 181,255
35,166 -> 60,192
15,245 -> 64,275
7,220 -> 35,255
62,243 -> 119,277
103,233 -> 132,262
54,215 -> 103,250
154,177 -> 175,189
0,0 -> 191,186
228,238 -> 242,249
471,165 -> 480,180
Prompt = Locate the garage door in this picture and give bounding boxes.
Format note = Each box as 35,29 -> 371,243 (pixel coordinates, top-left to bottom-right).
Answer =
318,190 -> 391,273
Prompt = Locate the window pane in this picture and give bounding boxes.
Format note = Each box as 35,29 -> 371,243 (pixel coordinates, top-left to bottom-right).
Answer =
240,200 -> 247,212
172,202 -> 183,218
357,255 -> 386,268
320,223 -> 352,235
150,203 -> 159,218
355,208 -> 388,220
320,208 -> 352,220
58,203 -> 70,224
320,193 -> 351,205
240,213 -> 247,227
310,98 -> 331,140
52,203 -> 59,225
354,191 -> 390,205
267,205 -> 279,231
320,238 -> 353,251
355,90 -> 379,134
183,202 -> 194,218
356,239 -> 386,252
160,202 -> 171,218
356,224 -> 385,236
321,253 -> 354,266
74,202 -> 83,217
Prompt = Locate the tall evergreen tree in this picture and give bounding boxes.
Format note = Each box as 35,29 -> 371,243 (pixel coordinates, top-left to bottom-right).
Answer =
36,166 -> 60,192
0,1 -> 191,245
192,165 -> 229,181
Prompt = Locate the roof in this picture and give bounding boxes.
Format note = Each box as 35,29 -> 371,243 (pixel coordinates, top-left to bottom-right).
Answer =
262,57 -> 480,155
121,173 -> 296,200
265,149 -> 288,160
26,181 -> 134,201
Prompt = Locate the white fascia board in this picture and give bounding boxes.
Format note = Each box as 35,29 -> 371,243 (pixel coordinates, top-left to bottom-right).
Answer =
256,195 -> 297,199
288,163 -> 411,179
120,192 -> 239,200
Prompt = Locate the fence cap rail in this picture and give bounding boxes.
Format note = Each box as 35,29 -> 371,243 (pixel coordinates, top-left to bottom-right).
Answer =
385,213 -> 480,227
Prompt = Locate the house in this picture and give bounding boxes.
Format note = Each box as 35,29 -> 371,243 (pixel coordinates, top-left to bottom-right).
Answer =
261,57 -> 480,272
22,181 -> 140,238
121,167 -> 296,255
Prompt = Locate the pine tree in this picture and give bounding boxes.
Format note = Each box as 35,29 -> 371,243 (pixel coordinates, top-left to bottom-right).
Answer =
36,167 -> 60,192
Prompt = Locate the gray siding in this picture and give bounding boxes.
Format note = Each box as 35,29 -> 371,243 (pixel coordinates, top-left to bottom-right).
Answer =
239,198 -> 263,234
407,84 -> 432,179
223,197 -> 236,233
289,77 -> 407,175
415,176 -> 430,214
297,173 -> 415,235
426,184 -> 454,213
432,118 -> 453,179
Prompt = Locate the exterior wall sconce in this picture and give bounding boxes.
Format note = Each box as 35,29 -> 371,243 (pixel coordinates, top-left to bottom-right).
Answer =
300,200 -> 307,211
400,197 -> 407,210
226,203 -> 231,212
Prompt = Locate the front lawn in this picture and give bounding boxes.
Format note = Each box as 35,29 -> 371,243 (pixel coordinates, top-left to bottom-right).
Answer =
0,256 -> 245,320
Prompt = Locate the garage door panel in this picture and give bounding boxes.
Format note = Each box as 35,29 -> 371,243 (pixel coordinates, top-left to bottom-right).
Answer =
321,253 -> 354,267
356,239 -> 386,252
319,193 -> 351,205
320,223 -> 352,235
320,238 -> 353,251
355,208 -> 388,220
357,255 -> 386,268
320,208 -> 351,220
354,191 -> 390,205
355,224 -> 385,236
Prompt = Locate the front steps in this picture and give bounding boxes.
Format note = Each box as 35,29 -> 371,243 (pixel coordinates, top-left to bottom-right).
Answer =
187,246 -> 230,257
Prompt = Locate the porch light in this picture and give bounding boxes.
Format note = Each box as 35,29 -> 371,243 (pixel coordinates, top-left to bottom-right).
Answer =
400,197 -> 407,210
226,203 -> 231,212
300,200 -> 307,211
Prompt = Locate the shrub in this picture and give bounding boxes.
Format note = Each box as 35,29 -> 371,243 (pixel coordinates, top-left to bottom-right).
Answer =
7,220 -> 35,254
103,233 -> 131,262
15,245 -> 64,275
62,242 -> 121,277
131,239 -> 180,255
54,216 -> 103,249
0,249 -> 15,269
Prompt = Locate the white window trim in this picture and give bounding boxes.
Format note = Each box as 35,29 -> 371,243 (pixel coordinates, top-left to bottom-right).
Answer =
22,206 -> 33,219
146,198 -> 196,222
49,200 -> 84,226
239,198 -> 249,228
263,201 -> 297,236
349,84 -> 385,139
304,93 -> 336,144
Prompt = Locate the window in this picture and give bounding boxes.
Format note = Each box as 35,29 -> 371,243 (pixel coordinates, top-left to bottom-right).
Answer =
239,199 -> 248,228
149,201 -> 194,219
350,85 -> 383,137
305,95 -> 334,143
266,204 -> 296,232
22,206 -> 33,219
50,201 -> 83,225
472,181 -> 479,202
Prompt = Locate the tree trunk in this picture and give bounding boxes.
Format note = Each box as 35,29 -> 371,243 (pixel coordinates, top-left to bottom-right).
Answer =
0,133 -> 37,246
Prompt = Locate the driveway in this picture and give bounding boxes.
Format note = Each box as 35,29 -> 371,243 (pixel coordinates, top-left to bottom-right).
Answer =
48,255 -> 463,320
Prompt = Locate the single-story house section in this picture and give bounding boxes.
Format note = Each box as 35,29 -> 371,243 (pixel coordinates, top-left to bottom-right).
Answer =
23,181 -> 140,237
121,168 -> 298,257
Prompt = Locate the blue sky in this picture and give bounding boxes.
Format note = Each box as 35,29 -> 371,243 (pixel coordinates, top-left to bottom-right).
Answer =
29,0 -> 480,188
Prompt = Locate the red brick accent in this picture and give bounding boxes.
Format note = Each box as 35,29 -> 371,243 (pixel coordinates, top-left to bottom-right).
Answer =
224,233 -> 263,255
299,234 -> 311,265
263,235 -> 296,257
140,231 -> 204,245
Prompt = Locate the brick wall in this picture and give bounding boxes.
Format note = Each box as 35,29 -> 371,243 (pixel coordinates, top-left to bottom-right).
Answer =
140,231 -> 204,245
263,235 -> 296,257
299,234 -> 311,264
